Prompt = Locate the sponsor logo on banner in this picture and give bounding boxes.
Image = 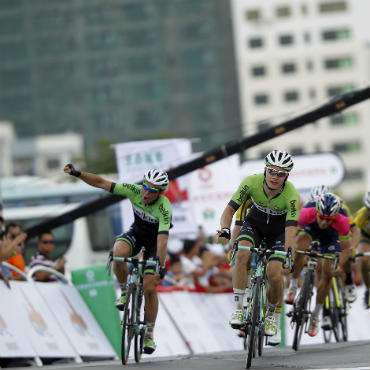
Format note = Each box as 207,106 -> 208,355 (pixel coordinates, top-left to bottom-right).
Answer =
202,209 -> 215,220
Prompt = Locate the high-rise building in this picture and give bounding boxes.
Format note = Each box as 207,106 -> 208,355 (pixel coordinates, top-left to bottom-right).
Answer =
231,0 -> 370,198
0,0 -> 242,154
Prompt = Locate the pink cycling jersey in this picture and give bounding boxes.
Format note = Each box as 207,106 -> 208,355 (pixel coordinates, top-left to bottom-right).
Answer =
298,207 -> 350,237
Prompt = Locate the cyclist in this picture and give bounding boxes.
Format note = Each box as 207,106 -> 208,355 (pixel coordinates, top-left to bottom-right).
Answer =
308,185 -> 361,303
285,193 -> 351,336
354,191 -> 370,309
230,195 -> 284,346
217,150 -> 300,338
64,164 -> 171,354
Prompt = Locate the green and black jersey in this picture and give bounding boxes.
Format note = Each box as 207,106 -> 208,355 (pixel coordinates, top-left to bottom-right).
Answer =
229,173 -> 300,234
110,183 -> 172,239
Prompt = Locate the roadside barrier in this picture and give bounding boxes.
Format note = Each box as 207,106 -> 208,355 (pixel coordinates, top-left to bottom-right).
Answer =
1,262 -> 369,363
0,263 -> 116,366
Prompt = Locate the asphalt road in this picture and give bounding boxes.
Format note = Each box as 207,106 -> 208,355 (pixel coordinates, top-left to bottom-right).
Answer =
11,340 -> 370,370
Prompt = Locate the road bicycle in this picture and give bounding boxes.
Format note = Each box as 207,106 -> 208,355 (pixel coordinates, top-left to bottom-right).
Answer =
107,249 -> 159,365
231,243 -> 291,369
321,251 -> 370,343
287,241 -> 337,351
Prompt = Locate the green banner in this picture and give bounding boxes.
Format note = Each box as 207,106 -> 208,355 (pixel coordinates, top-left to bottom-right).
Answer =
71,265 -> 121,358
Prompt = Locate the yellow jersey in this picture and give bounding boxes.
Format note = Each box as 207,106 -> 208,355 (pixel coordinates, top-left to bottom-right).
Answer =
354,206 -> 370,241
235,197 -> 252,226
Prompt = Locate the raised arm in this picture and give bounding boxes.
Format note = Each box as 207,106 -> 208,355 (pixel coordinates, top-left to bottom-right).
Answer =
64,164 -> 112,192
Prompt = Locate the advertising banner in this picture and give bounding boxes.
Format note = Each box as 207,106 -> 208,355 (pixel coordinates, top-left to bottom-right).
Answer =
0,283 -> 36,358
190,155 -> 240,235
71,265 -> 121,357
36,282 -> 116,358
6,281 -> 76,358
115,139 -> 197,236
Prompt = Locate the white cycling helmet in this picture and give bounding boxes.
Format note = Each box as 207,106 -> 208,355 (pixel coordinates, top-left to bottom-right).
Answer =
264,150 -> 294,171
364,191 -> 370,208
143,169 -> 169,190
309,185 -> 330,201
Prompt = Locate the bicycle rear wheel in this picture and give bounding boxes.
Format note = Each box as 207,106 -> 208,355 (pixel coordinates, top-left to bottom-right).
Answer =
246,277 -> 261,369
121,284 -> 135,365
292,272 -> 311,351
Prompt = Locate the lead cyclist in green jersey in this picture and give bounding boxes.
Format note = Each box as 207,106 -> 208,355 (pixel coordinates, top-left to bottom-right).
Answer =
217,150 -> 300,337
64,165 -> 172,354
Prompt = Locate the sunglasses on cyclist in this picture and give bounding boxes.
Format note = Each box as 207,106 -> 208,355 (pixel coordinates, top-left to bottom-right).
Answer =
317,213 -> 336,221
142,183 -> 160,194
266,167 -> 289,178
40,240 -> 55,244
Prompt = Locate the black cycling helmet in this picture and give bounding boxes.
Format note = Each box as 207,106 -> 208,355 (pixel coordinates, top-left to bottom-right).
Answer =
316,193 -> 341,218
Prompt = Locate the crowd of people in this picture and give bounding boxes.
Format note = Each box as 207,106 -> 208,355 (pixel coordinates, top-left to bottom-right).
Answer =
0,221 -> 66,284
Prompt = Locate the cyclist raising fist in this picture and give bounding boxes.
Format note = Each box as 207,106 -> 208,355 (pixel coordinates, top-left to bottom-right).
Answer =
64,164 -> 172,354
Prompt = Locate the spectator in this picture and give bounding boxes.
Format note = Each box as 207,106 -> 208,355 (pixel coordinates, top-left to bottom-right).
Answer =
162,256 -> 187,286
29,231 -> 66,282
197,246 -> 232,293
180,239 -> 213,288
5,223 -> 27,280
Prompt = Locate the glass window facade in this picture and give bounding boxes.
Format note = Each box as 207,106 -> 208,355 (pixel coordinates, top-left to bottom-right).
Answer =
279,34 -> 294,45
281,63 -> 296,74
251,65 -> 267,77
249,37 -> 264,48
322,29 -> 351,41
0,0 -> 242,154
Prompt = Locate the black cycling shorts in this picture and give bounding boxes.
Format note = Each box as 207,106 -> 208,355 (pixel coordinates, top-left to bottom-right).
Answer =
236,219 -> 285,262
116,227 -> 157,261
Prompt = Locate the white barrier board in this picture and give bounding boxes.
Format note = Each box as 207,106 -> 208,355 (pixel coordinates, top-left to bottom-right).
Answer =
159,291 -> 222,354
143,296 -> 191,358
8,281 -> 76,358
190,293 -> 242,351
0,283 -> 36,358
36,283 -> 116,358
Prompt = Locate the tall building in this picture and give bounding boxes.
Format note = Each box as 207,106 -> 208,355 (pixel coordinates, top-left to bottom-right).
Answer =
231,0 -> 370,199
0,0 -> 242,154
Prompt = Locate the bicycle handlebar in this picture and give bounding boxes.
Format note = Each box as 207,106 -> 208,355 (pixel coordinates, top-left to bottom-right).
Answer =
106,247 -> 160,276
295,249 -> 339,269
238,246 -> 289,256
354,252 -> 370,258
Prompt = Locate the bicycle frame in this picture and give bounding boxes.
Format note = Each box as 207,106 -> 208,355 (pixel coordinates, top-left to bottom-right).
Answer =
237,245 -> 290,369
111,252 -> 159,364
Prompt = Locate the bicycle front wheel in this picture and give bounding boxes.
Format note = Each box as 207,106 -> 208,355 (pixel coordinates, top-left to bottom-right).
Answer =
292,272 -> 311,351
328,287 -> 340,342
121,283 -> 136,365
336,277 -> 348,342
246,277 -> 261,369
134,285 -> 145,363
